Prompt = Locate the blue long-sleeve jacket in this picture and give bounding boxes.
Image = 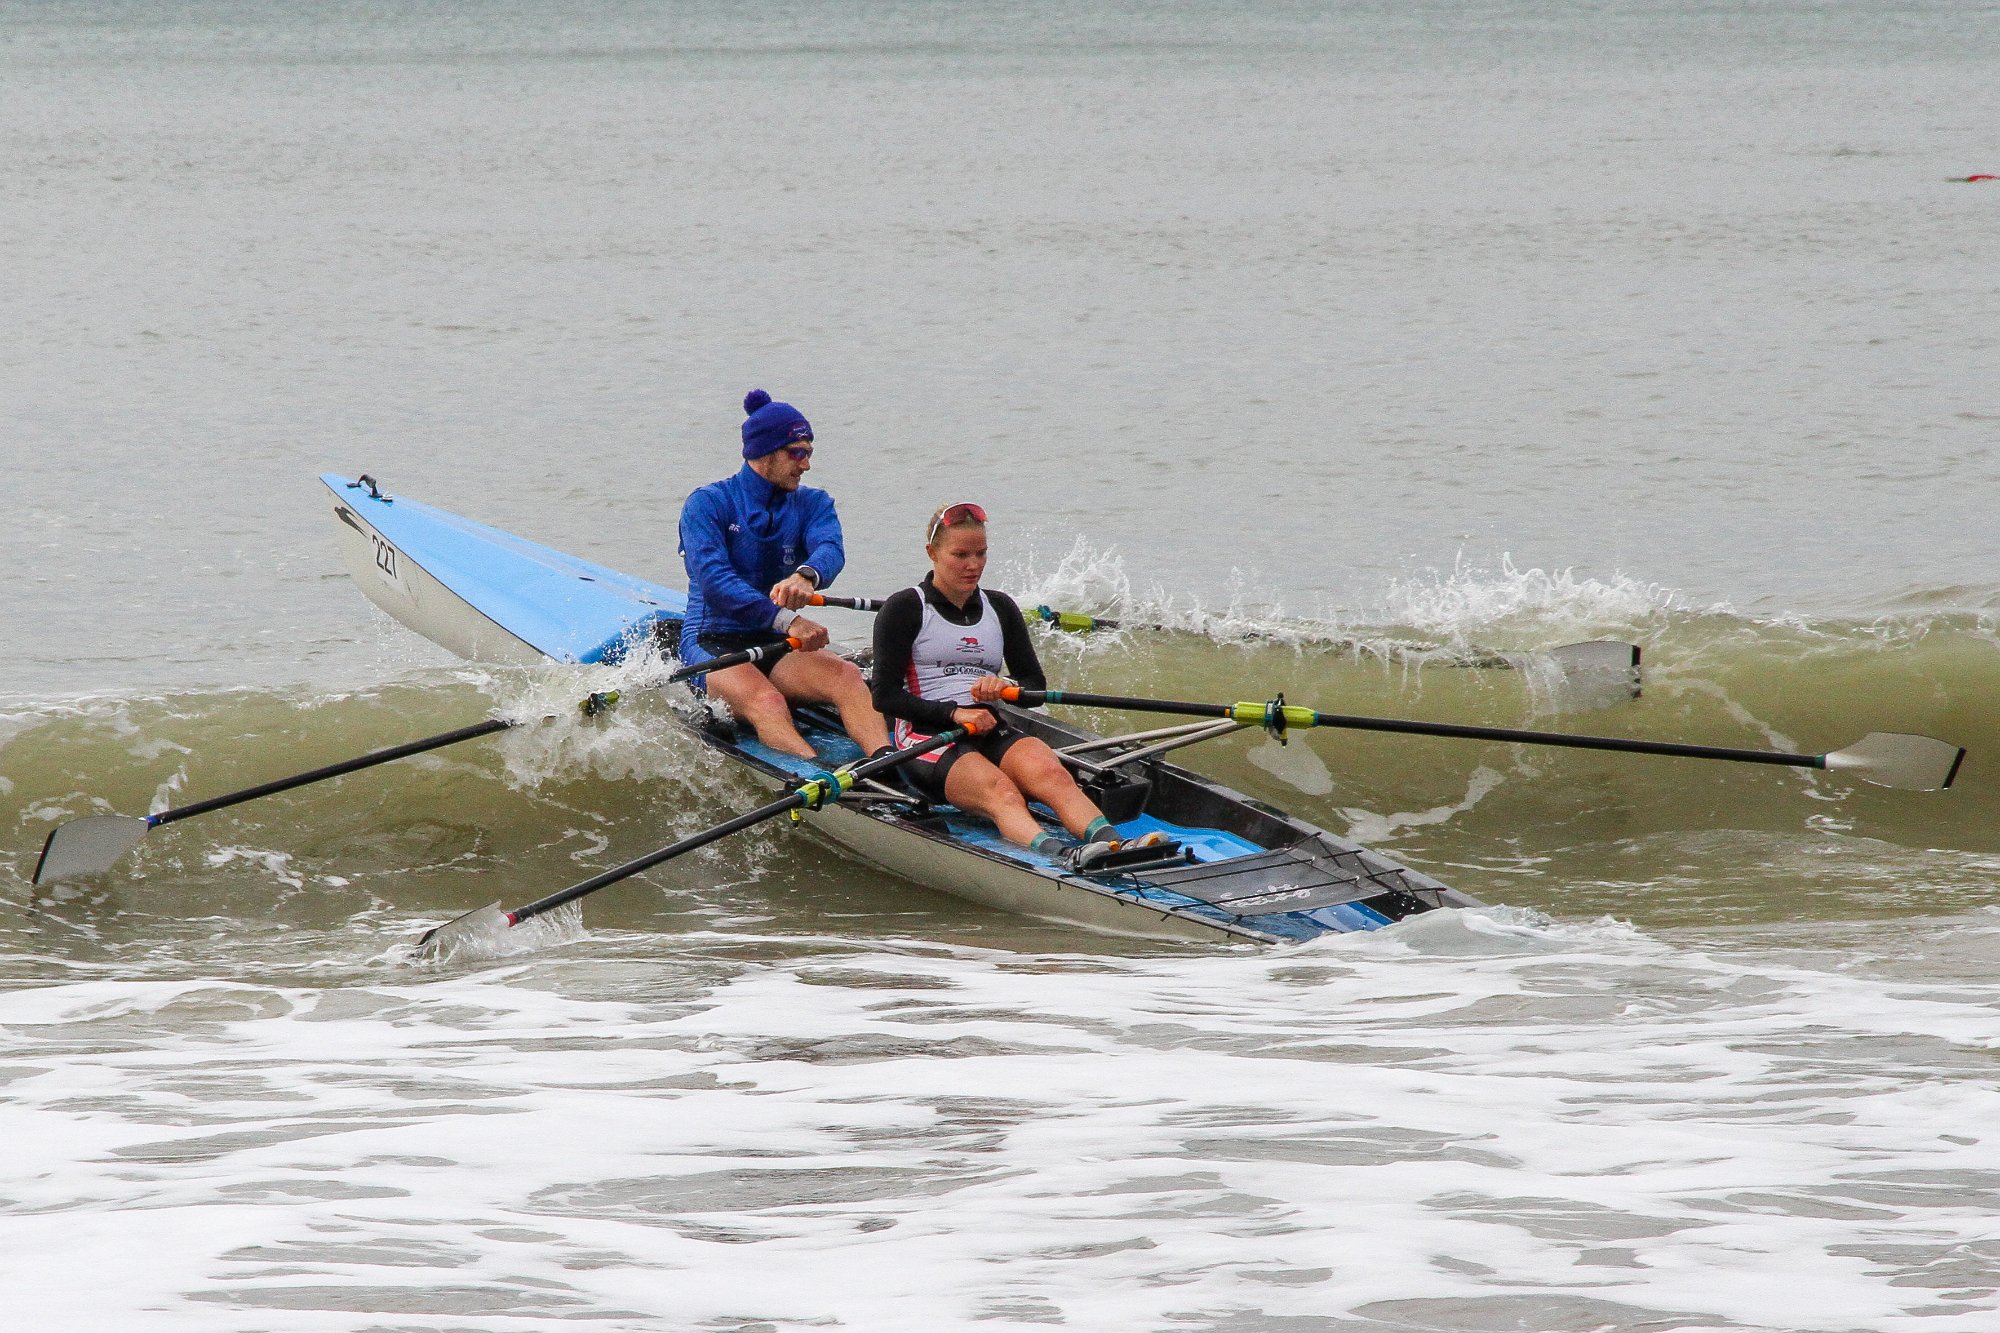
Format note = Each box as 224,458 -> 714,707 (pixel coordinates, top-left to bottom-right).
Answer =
677,464 -> 845,663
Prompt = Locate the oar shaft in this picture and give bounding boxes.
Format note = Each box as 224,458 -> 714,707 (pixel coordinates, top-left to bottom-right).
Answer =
152,717 -> 516,826
813,593 -> 1110,631
1008,688 -> 1830,773
509,792 -> 801,926
663,636 -> 801,685
1008,688 -> 1231,721
502,727 -> 968,928
1301,712 -> 1827,770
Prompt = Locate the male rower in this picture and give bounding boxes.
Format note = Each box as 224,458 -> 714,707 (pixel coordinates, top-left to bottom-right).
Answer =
676,389 -> 892,760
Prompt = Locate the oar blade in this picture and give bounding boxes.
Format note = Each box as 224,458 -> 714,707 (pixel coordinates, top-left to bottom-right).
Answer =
1548,640 -> 1643,695
1822,732 -> 1968,791
32,815 -> 151,885
1443,641 -> 1642,708
416,902 -> 513,959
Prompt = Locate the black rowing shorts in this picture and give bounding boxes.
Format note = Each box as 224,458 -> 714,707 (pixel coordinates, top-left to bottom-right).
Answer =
892,720 -> 1031,804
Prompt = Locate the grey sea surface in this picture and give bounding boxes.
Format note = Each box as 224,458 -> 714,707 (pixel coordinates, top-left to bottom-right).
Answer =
6,0 -> 1998,696
4,3 -> 2000,1330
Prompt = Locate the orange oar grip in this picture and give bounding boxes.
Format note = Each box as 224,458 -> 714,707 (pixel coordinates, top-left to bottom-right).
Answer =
785,636 -> 804,650
999,686 -> 1022,702
807,594 -> 826,607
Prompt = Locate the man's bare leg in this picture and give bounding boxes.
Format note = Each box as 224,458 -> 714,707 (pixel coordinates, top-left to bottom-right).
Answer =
768,652 -> 892,754
703,661 -> 815,758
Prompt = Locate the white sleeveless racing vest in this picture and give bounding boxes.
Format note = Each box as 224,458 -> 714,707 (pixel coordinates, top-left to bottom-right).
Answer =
903,585 -> 1005,707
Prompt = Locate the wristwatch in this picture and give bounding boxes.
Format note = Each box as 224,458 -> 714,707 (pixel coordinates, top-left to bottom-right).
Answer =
795,565 -> 821,588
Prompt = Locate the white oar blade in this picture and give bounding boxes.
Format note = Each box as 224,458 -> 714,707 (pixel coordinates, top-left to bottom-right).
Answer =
33,815 -> 151,885
416,902 -> 513,960
1548,640 -> 1643,699
1822,732 -> 1968,791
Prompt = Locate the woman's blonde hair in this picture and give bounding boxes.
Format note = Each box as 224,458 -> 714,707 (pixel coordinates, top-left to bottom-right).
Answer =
924,501 -> 987,547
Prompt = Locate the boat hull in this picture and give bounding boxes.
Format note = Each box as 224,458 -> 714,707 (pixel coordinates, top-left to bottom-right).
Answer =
322,474 -> 1479,943
804,803 -> 1267,943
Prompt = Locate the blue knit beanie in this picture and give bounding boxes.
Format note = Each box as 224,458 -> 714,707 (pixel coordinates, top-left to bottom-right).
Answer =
741,389 -> 814,460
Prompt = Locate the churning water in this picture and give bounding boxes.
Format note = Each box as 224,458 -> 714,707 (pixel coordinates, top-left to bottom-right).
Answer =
4,3 -> 1998,1328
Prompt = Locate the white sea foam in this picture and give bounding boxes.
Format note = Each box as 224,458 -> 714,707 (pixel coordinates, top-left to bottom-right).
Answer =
1001,540 -> 1683,671
202,846 -> 309,889
476,656 -> 720,791
1339,764 -> 1508,844
1372,554 -> 1684,643
1244,736 -> 1335,795
6,922 -> 1996,1330
4,3 -> 1998,1328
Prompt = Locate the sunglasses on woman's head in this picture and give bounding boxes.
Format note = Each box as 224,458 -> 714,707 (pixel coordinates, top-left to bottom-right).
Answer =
928,501 -> 987,543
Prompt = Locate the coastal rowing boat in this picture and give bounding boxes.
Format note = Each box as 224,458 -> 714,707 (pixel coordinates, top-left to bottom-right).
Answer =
322,472 -> 1485,944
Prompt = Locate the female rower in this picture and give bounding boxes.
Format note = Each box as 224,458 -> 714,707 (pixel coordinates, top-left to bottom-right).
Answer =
871,501 -> 1153,870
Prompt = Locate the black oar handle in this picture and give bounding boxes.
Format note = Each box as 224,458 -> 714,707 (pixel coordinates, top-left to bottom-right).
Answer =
809,594 -> 886,611
504,727 -> 968,927
151,717 -> 516,827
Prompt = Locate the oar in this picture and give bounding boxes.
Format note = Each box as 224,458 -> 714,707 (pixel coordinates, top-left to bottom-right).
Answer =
32,718 -> 515,885
416,726 -> 968,956
579,635 -> 800,715
31,636 -> 803,885
1029,605 -> 1117,632
813,592 -> 1097,627
1001,687 -> 1967,792
810,595 -> 1638,690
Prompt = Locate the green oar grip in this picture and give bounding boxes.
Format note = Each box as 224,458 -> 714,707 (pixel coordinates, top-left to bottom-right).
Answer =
1225,700 -> 1319,739
791,767 -> 856,815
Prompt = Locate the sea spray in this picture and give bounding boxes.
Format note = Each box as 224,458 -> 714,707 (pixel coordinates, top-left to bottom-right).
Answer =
1371,552 -> 1683,643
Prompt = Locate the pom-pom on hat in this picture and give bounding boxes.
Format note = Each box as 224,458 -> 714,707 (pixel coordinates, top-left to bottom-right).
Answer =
741,389 -> 814,460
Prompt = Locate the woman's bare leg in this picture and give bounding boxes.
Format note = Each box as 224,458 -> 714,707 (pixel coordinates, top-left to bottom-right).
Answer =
941,752 -> 1045,846
999,737 -> 1106,838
